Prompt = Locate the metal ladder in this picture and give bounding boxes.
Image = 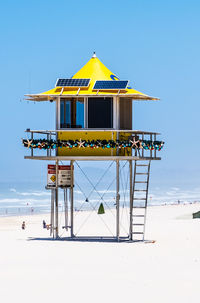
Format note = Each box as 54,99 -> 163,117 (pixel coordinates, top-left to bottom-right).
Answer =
130,160 -> 151,241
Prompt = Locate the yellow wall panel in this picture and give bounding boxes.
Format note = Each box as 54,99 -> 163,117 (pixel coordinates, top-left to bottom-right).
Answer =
58,131 -> 117,156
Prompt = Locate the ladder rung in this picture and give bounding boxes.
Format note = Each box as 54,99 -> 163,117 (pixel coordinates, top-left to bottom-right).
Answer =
133,206 -> 146,209
134,190 -> 147,192
133,215 -> 145,217
133,224 -> 144,226
136,164 -> 149,167
135,181 -> 147,183
135,173 -> 148,175
133,198 -> 146,200
132,232 -> 144,234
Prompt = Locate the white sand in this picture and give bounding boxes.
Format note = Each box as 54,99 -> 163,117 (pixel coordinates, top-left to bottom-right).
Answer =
0,204 -> 200,303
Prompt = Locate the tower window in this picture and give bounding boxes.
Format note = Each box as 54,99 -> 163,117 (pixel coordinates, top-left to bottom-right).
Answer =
60,99 -> 84,128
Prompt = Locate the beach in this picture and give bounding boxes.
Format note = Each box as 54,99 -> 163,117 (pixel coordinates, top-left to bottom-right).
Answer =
0,203 -> 199,303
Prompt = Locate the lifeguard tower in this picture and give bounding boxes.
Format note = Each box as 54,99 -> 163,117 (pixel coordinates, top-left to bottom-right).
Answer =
23,53 -> 164,242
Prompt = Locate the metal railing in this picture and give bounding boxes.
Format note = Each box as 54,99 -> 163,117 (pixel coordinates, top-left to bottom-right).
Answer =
24,129 -> 162,159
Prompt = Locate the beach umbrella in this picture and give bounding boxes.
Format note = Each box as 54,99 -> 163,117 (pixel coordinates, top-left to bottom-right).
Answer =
98,203 -> 105,215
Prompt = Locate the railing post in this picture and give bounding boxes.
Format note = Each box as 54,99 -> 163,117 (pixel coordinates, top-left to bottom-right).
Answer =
134,132 -> 137,157
47,133 -> 49,157
154,134 -> 156,159
150,134 -> 152,159
49,132 -> 52,157
117,131 -> 119,156
142,134 -> 144,158
31,132 -> 33,157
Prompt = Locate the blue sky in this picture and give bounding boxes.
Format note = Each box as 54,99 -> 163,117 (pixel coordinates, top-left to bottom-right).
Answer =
0,0 -> 200,191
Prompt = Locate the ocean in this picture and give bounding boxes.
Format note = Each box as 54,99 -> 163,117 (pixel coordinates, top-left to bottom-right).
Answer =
0,179 -> 200,217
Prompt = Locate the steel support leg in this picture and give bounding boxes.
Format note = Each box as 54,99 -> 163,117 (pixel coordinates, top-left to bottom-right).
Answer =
55,160 -> 59,238
129,160 -> 133,240
50,189 -> 54,237
70,160 -> 74,238
64,188 -> 68,231
116,160 -> 120,241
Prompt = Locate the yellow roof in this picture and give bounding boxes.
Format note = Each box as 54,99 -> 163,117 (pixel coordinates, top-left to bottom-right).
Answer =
26,53 -> 159,101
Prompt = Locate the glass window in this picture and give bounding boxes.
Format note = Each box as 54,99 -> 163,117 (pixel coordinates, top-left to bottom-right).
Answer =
60,99 -> 84,128
76,100 -> 84,128
65,101 -> 71,126
88,97 -> 113,128
60,101 -> 65,126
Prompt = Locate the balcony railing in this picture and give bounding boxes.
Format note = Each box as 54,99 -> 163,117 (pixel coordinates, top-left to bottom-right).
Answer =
23,129 -> 164,160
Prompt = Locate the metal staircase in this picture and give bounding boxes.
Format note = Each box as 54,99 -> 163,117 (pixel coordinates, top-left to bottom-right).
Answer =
130,160 -> 151,241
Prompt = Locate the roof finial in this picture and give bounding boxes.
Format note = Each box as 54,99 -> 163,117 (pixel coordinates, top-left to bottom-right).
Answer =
92,51 -> 97,58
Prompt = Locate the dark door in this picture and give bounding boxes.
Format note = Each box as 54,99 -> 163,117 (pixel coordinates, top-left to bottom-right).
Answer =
88,97 -> 113,128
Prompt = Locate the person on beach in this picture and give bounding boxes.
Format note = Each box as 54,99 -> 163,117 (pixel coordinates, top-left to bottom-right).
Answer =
22,221 -> 25,230
43,220 -> 46,228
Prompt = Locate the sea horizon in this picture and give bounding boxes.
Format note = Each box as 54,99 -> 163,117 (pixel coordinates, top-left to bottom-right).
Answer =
1,180 -> 200,217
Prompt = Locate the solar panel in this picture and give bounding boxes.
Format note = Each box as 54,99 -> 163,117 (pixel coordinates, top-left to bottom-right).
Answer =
56,78 -> 91,87
93,80 -> 129,90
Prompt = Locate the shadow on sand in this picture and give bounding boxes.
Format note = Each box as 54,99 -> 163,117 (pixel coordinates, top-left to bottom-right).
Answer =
27,236 -> 153,243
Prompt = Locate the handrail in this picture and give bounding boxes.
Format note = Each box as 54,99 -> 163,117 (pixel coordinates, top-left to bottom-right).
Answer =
25,129 -> 160,135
